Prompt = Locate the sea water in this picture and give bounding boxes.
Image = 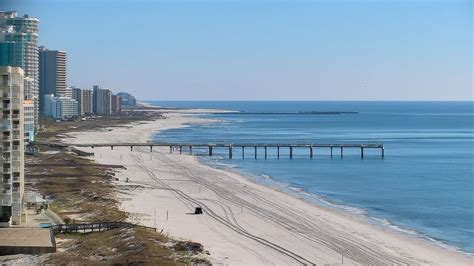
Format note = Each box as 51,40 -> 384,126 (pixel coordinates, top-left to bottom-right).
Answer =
149,101 -> 474,254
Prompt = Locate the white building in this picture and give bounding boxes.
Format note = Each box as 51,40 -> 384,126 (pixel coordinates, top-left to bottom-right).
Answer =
43,94 -> 79,119
0,66 -> 26,226
23,99 -> 34,143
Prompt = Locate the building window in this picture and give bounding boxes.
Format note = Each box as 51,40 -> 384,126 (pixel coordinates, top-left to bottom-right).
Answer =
2,74 -> 8,86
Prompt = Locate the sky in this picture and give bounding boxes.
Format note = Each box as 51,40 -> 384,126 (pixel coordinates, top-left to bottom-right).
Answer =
2,0 -> 472,100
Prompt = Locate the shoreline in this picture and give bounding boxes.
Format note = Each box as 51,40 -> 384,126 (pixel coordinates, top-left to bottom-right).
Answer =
67,111 -> 472,265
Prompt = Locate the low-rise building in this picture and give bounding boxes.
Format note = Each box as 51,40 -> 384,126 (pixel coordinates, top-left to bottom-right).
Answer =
116,92 -> 136,107
43,94 -> 79,119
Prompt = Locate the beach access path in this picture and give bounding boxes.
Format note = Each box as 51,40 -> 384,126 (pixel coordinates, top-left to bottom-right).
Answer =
67,111 -> 472,265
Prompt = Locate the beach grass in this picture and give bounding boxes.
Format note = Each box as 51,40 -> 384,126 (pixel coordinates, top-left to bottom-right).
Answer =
25,113 -> 209,265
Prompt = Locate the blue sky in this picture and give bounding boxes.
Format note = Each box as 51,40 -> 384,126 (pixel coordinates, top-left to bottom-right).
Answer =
4,0 -> 473,100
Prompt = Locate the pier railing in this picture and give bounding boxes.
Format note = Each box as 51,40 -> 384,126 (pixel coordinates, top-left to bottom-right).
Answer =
44,142 -> 385,158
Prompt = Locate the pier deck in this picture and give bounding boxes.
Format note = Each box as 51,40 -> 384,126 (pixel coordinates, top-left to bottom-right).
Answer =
64,142 -> 385,158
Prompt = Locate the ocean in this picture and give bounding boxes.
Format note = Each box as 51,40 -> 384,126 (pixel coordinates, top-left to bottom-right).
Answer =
148,101 -> 474,254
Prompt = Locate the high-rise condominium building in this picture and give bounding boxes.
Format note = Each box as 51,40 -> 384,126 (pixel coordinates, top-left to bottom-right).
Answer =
39,47 -> 67,113
81,89 -> 93,115
93,86 -> 111,116
0,66 -> 25,226
111,95 -> 121,114
0,11 -> 39,131
71,87 -> 83,115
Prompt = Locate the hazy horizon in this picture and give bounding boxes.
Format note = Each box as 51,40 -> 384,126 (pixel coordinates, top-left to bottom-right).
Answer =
5,0 -> 473,101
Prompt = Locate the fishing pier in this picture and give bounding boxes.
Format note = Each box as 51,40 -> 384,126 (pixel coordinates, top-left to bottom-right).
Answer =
70,142 -> 385,159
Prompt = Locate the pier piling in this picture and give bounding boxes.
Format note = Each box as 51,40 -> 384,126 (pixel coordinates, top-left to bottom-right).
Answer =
74,142 -> 385,160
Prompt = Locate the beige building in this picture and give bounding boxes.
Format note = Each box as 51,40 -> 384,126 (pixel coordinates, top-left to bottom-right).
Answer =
81,89 -> 93,115
0,66 -> 25,226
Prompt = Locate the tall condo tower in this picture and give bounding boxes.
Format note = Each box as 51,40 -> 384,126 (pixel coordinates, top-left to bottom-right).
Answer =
39,47 -> 67,113
0,66 -> 25,226
0,11 -> 39,131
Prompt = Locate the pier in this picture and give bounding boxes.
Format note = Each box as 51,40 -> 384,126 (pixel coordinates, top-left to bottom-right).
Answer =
66,142 -> 385,158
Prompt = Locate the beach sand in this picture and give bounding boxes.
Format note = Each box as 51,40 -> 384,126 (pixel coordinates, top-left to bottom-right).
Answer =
67,112 -> 472,265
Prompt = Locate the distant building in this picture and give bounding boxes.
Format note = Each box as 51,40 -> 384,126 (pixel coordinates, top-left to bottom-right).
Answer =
23,99 -> 34,143
111,95 -> 121,114
39,47 -> 67,114
63,86 -> 72,98
71,87 -> 82,115
0,66 -> 26,225
43,94 -> 79,119
92,85 -> 111,115
81,89 -> 93,115
116,92 -> 136,107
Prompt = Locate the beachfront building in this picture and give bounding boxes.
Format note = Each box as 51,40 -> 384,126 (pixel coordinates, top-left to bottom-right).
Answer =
0,11 -> 39,132
81,89 -> 93,115
43,94 -> 79,119
111,94 -> 121,114
116,92 -> 136,107
71,87 -> 83,115
0,66 -> 26,226
23,99 -> 34,143
39,47 -> 67,113
93,85 -> 112,115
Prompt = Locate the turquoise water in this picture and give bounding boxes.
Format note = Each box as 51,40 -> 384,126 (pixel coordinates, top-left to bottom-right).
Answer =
149,101 -> 474,254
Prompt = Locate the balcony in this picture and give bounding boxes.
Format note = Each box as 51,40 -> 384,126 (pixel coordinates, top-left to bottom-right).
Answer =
12,114 -> 19,119
2,146 -> 11,152
1,196 -> 12,206
2,124 -> 11,132
3,103 -> 10,109
3,167 -> 11,173
12,145 -> 19,151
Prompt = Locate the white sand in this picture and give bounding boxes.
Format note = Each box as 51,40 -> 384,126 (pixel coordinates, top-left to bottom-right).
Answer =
67,112 -> 473,265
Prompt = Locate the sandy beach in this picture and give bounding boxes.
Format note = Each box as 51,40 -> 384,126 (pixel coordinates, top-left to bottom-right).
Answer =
67,111 -> 473,265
